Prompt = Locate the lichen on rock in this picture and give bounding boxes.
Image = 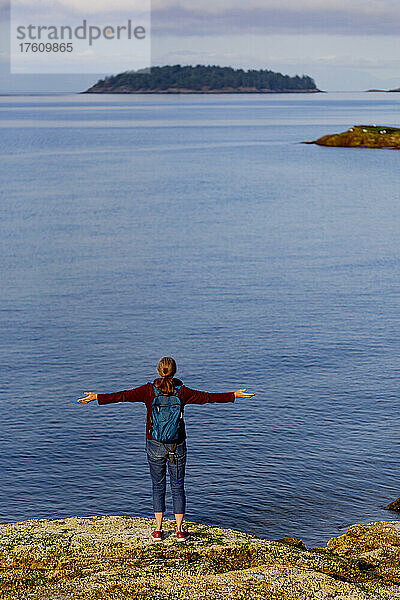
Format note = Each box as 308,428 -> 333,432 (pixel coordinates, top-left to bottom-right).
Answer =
386,498 -> 400,512
1,515 -> 400,599
327,521 -> 400,588
307,125 -> 400,149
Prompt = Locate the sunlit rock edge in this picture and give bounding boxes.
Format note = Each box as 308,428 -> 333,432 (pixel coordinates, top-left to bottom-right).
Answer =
1,515 -> 400,599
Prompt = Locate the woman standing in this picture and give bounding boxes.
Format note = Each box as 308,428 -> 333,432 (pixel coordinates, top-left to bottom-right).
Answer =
77,356 -> 254,542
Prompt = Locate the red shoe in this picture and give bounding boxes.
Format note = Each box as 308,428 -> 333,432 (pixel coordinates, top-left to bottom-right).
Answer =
151,529 -> 163,542
177,530 -> 190,542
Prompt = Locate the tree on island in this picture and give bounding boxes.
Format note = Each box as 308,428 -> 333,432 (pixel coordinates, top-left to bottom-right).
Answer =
84,64 -> 319,93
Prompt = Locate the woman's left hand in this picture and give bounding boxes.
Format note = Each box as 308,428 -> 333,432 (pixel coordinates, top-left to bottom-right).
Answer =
77,392 -> 98,403
234,389 -> 255,398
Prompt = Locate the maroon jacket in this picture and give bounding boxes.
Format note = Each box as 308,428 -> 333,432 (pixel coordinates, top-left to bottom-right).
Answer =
97,378 -> 235,442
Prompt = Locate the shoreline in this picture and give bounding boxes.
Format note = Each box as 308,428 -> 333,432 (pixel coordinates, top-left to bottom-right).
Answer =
81,88 -> 323,95
2,514 -> 400,598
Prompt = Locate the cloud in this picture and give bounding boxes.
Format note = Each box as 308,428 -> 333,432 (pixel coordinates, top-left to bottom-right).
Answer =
151,1 -> 400,36
8,0 -> 146,12
150,0 -> 396,16
266,53 -> 400,70
8,0 -> 397,15
3,0 -> 400,35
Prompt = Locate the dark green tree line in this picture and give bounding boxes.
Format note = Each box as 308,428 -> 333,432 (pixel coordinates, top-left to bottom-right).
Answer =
90,64 -> 318,92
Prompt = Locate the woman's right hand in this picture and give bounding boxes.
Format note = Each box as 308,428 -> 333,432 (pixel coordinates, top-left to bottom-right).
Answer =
234,389 -> 255,398
77,392 -> 98,403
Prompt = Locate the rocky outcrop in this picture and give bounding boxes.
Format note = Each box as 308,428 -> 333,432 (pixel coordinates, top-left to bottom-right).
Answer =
327,522 -> 400,592
308,125 -> 400,149
386,498 -> 400,511
1,516 -> 400,599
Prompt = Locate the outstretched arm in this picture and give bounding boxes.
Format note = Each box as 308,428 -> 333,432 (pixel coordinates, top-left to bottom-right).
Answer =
181,386 -> 254,405
77,383 -> 150,405
77,386 -> 255,404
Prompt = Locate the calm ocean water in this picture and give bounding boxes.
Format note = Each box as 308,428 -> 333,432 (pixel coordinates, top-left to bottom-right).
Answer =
1,92 -> 400,547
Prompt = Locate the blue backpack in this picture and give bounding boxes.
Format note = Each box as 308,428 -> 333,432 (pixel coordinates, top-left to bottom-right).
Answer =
151,383 -> 183,443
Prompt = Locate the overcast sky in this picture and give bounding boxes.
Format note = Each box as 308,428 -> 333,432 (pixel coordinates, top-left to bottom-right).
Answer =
1,0 -> 400,92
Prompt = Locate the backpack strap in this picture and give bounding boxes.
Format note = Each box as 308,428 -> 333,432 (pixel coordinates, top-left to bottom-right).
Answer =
175,385 -> 183,418
149,384 -> 158,428
163,442 -> 177,464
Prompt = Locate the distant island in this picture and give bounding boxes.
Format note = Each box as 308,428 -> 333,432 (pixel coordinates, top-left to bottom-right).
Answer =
366,88 -> 400,92
83,64 -> 321,94
307,125 -> 400,149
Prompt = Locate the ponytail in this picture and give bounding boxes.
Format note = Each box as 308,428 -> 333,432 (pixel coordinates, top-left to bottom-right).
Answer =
154,356 -> 177,395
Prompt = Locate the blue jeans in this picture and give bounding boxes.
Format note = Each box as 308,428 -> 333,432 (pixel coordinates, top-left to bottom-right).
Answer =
146,439 -> 187,515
